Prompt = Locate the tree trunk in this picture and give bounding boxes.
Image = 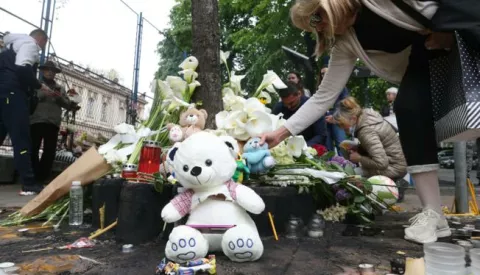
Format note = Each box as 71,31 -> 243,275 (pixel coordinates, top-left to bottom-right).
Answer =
191,0 -> 222,129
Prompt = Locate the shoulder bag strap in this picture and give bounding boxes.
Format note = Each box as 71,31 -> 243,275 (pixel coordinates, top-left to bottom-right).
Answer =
391,0 -> 434,29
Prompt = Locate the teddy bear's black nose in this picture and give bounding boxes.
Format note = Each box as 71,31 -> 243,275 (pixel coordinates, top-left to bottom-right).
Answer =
190,166 -> 202,176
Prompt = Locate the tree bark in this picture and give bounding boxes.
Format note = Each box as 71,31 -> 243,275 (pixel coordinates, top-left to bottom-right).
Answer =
191,0 -> 222,129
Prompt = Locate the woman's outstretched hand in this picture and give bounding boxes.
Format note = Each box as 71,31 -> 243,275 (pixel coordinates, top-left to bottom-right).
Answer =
259,126 -> 291,148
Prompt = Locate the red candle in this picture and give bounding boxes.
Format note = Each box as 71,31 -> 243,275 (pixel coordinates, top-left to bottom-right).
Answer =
138,140 -> 162,174
121,164 -> 138,179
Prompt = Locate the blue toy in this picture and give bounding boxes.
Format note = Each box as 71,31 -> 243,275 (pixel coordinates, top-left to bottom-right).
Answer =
242,137 -> 276,174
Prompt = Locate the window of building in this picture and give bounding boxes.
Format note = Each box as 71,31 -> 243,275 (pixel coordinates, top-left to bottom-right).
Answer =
101,102 -> 108,122
86,97 -> 95,118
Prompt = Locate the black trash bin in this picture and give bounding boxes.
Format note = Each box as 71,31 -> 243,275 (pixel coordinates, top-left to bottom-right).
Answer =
116,182 -> 174,244
91,177 -> 125,229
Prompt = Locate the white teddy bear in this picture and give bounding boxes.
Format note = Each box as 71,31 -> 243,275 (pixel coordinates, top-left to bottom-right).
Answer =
161,132 -> 265,263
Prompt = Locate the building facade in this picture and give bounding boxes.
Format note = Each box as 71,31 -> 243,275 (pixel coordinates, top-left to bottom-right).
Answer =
51,55 -> 147,139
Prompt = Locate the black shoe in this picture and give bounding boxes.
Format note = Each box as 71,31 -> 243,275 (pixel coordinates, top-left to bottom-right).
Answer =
21,184 -> 44,194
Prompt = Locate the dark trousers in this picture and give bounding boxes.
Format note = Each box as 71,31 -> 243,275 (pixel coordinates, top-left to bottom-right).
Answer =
394,36 -> 439,168
31,123 -> 59,182
0,89 -> 36,186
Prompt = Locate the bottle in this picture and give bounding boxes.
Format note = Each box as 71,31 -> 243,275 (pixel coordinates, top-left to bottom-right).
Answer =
69,181 -> 83,226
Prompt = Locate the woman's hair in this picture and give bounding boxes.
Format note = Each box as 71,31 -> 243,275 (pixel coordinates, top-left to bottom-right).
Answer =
290,0 -> 361,56
333,96 -> 362,126
288,71 -> 305,90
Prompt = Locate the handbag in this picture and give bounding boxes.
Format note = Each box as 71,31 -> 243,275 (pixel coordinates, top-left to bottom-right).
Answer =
392,0 -> 480,142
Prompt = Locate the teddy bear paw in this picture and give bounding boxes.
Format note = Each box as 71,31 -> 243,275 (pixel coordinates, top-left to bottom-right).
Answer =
161,203 -> 183,223
263,156 -> 276,169
165,225 -> 209,263
221,225 -> 263,262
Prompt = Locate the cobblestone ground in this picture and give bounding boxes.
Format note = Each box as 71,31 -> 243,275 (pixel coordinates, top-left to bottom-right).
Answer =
0,210 -> 430,275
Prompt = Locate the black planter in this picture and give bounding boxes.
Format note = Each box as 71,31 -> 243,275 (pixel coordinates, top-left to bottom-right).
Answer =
91,178 -> 125,229
249,185 -> 315,237
116,182 -> 174,245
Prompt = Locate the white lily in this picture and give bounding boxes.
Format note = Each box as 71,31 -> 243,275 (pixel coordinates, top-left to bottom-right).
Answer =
223,88 -> 246,111
157,80 -> 174,99
224,111 -> 250,141
266,84 -> 276,94
255,70 -> 287,96
215,110 -> 230,129
257,91 -> 272,104
188,80 -> 201,96
286,136 -> 307,158
220,50 -> 230,65
114,123 -> 136,135
245,110 -> 273,137
229,71 -> 246,95
179,69 -> 198,84
179,56 -> 199,71
166,76 -> 188,99
104,149 -> 127,167
243,98 -> 267,114
167,96 -> 194,112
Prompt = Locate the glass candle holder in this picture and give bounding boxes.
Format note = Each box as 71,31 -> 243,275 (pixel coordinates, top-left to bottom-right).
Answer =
138,140 -> 162,174
121,164 -> 138,179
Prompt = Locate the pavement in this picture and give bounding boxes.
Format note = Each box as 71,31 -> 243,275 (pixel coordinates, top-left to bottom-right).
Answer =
0,168 -> 477,275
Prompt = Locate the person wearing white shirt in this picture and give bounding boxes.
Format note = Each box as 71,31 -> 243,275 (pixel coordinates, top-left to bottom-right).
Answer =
0,29 -> 54,195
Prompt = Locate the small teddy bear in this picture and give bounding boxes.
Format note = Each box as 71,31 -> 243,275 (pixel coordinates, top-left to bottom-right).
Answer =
167,107 -> 208,143
242,137 -> 276,174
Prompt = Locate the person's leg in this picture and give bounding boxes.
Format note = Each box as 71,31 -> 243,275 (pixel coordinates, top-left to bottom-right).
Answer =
30,123 -> 44,180
38,124 -> 59,182
1,91 -> 42,193
332,124 -> 347,157
394,36 -> 449,243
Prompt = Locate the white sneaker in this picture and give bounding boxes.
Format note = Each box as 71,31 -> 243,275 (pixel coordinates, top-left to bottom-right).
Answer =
404,209 -> 451,244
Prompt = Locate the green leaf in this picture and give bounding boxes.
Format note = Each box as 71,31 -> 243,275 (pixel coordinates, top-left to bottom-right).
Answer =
354,196 -> 366,203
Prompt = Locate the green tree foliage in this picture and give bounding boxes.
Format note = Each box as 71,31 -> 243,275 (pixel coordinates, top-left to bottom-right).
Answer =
156,0 -> 396,110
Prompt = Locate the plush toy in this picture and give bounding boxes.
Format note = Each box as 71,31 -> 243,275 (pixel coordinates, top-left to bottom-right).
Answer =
167,108 -> 208,143
217,136 -> 249,183
242,137 -> 276,174
161,132 -> 265,263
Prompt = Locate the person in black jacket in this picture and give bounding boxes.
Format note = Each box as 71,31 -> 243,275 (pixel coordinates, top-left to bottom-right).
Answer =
0,29 -> 55,194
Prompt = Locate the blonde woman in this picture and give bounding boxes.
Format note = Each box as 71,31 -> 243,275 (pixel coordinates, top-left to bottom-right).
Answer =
259,0 -> 474,244
333,97 -> 407,177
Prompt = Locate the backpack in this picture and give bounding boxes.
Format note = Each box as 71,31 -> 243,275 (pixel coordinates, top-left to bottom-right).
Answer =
0,44 -> 39,114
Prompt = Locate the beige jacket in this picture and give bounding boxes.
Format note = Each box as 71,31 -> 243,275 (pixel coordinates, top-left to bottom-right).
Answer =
355,109 -> 407,179
284,0 -> 438,173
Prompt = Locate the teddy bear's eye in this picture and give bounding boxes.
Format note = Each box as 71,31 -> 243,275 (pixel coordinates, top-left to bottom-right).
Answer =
183,165 -> 189,172
205,159 -> 212,166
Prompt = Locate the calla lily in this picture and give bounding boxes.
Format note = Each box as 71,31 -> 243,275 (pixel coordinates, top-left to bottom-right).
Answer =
266,84 -> 276,94
258,91 -> 272,104
157,80 -> 174,99
287,136 -> 307,158
255,70 -> 287,97
223,89 -> 246,111
220,50 -> 230,65
188,80 -> 201,96
215,110 -> 230,129
229,71 -> 246,95
179,69 -> 198,84
166,76 -> 188,99
167,96 -> 193,112
179,56 -> 199,71
114,123 -> 136,135
244,98 -> 267,115
246,110 -> 273,137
